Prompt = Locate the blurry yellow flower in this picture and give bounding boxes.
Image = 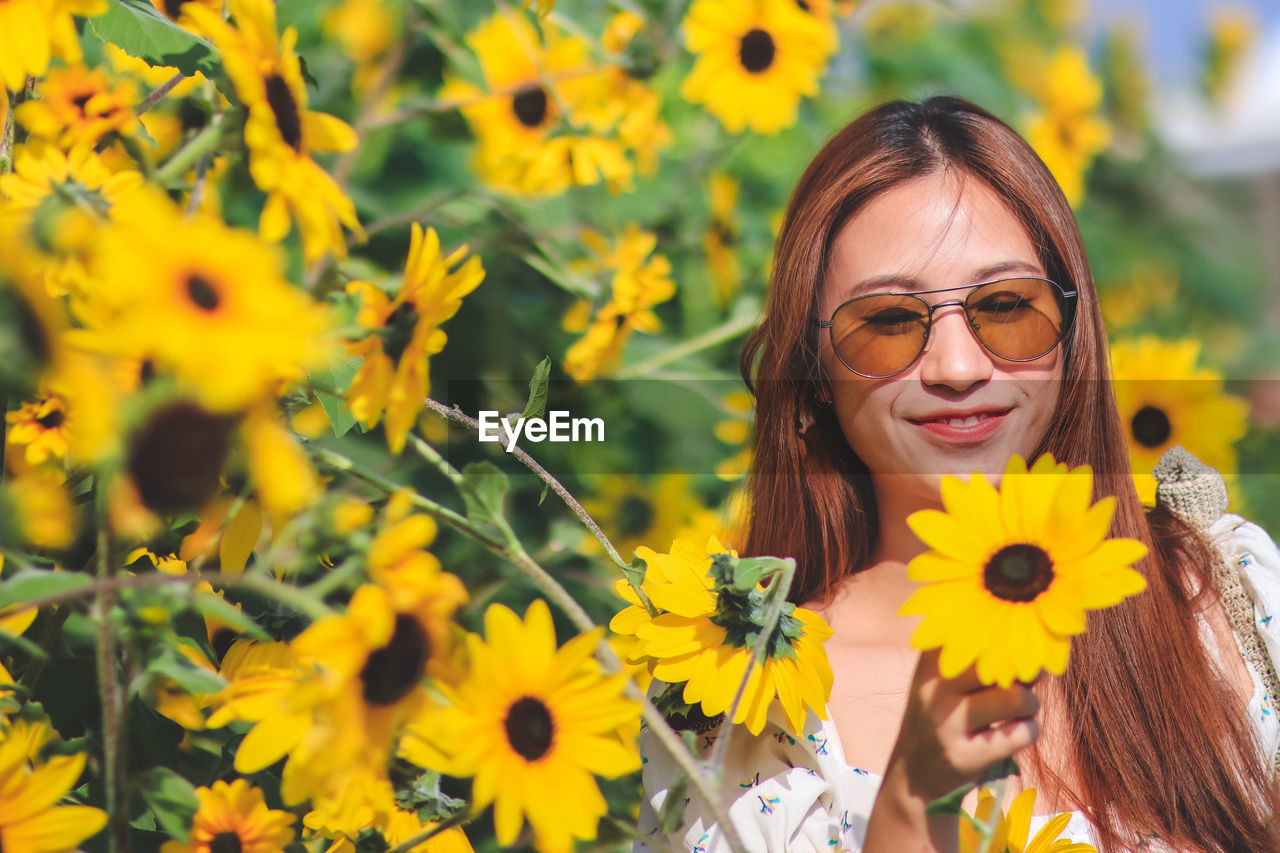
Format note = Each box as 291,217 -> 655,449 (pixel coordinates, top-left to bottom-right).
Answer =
6,394 -> 69,466
861,0 -> 936,40
563,225 -> 675,383
322,806 -> 474,853
345,224 -> 484,454
612,535 -> 833,735
960,786 -> 1096,853
681,0 -> 837,134
1023,47 -> 1111,207
1109,337 -> 1248,505
1098,260 -> 1176,331
149,0 -> 224,38
0,140 -> 146,302
17,64 -> 140,149
81,192 -> 334,412
160,779 -> 295,853
332,498 -> 374,535
184,0 -> 363,262
1203,7 -> 1256,103
125,547 -> 188,576
323,0 -> 395,65
442,10 -> 631,197
0,0 -> 107,91
0,726 -> 107,852
243,399 -> 321,520
580,473 -> 720,562
7,467 -> 76,549
901,454 -> 1148,688
400,599 -> 640,851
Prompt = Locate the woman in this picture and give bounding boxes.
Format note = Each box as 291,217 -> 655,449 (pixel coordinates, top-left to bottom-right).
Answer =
635,96 -> 1280,853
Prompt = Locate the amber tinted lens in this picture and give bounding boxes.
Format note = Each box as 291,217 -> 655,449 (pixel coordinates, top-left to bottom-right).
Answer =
964,278 -> 1065,360
830,292 -> 930,377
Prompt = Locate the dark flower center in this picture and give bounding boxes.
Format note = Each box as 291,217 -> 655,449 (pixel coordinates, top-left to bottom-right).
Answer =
185,274 -> 221,312
36,407 -> 65,429
382,302 -> 420,365
511,85 -> 549,128
360,614 -> 430,706
71,93 -> 93,114
795,0 -> 812,10
984,543 -> 1055,603
738,29 -> 776,73
208,833 -> 243,853
1130,405 -> 1172,449
617,495 -> 655,537
264,73 -> 304,152
163,0 -> 188,19
211,628 -> 238,662
710,218 -> 737,247
126,401 -> 237,514
504,696 -> 554,761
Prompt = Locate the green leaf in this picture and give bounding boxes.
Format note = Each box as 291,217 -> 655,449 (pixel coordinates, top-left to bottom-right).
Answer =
0,571 -> 93,611
978,756 -> 1020,783
146,649 -> 226,695
459,461 -> 508,538
89,0 -> 222,82
314,356 -> 362,438
924,781 -> 973,816
191,591 -> 270,642
521,357 -> 551,422
136,766 -> 199,842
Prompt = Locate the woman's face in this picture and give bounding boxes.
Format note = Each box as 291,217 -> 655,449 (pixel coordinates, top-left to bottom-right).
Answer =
817,172 -> 1064,505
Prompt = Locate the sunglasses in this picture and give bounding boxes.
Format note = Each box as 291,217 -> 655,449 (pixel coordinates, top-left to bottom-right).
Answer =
819,277 -> 1078,379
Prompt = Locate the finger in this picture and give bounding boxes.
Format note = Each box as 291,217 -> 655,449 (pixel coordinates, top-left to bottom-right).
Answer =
971,715 -> 1041,758
961,685 -> 1040,734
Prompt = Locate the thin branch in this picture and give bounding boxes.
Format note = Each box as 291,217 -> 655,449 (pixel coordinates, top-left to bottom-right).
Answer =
94,488 -> 126,853
421,398 -> 631,569
136,72 -> 186,117
155,116 -> 227,184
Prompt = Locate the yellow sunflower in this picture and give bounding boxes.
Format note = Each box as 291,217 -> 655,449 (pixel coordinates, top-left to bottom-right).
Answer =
80,191 -> 334,412
442,10 -> 629,197
960,786 -> 1096,853
1109,336 -> 1248,505
900,453 -> 1149,688
6,466 -> 77,549
0,141 -> 146,303
0,0 -> 106,91
147,0 -> 222,37
563,225 -> 676,383
681,0 -> 837,134
160,779 -> 295,853
219,570 -> 466,833
182,0 -> 363,262
6,393 -> 69,466
0,721 -> 107,852
16,64 -> 140,149
321,806 -> 474,853
345,224 -> 484,454
612,534 -> 833,735
399,599 -> 641,852
242,398 -> 321,521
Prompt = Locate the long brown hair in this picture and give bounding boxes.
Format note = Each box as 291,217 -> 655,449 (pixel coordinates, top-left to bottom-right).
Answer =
738,96 -> 1280,853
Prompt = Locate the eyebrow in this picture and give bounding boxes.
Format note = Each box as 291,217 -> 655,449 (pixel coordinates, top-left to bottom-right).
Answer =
844,260 -> 1045,299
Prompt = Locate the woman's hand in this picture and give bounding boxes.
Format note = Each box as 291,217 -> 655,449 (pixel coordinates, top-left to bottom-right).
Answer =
862,648 -> 1041,853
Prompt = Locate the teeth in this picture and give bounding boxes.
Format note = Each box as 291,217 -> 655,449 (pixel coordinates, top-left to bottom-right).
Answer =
939,415 -> 986,427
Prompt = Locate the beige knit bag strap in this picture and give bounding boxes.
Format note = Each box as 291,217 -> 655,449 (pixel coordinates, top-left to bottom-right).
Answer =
1152,446 -> 1280,772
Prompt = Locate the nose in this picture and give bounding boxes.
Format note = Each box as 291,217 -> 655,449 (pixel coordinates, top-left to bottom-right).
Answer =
916,304 -> 994,390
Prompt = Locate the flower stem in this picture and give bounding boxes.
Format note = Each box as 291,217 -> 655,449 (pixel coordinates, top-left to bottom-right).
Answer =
155,115 -> 227,185
93,485 -> 127,853
311,446 -> 505,551
421,398 -> 630,569
613,313 -> 758,379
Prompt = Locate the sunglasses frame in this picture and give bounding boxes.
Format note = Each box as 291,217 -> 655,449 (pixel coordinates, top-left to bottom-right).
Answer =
818,276 -> 1079,379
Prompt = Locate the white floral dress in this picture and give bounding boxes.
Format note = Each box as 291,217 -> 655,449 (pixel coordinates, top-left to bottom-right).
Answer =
634,510 -> 1280,853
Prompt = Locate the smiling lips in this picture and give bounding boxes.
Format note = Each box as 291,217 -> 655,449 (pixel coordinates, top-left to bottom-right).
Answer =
908,408 -> 1013,442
